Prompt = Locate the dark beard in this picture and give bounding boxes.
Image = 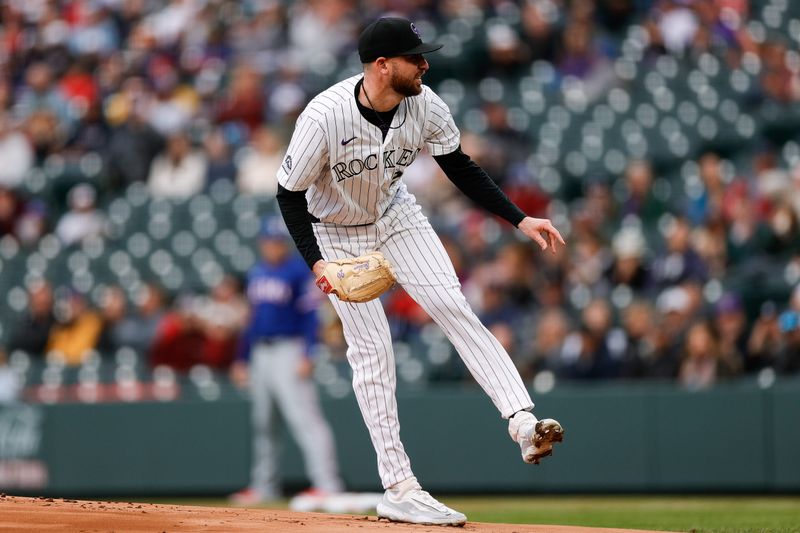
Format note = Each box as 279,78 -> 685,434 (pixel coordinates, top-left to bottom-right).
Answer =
390,71 -> 421,97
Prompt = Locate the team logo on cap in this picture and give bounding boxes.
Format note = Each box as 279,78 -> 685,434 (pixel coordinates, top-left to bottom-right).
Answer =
410,23 -> 420,37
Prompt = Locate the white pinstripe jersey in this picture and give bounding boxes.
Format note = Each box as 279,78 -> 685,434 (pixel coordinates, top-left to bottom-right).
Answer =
277,74 -> 460,226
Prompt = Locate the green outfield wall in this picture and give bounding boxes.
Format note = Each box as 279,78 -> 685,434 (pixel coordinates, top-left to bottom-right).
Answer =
0,381 -> 798,496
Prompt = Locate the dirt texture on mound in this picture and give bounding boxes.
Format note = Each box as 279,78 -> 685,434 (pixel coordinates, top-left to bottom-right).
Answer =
0,495 -> 678,533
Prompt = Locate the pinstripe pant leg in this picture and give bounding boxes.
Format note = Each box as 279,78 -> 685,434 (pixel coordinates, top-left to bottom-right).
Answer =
379,205 -> 534,419
314,224 -> 415,489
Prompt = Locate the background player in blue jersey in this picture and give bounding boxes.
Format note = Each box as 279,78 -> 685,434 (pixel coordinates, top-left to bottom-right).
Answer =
229,216 -> 343,505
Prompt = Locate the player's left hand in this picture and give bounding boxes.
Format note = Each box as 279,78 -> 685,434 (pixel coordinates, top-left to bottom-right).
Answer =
297,357 -> 314,379
229,361 -> 249,389
517,217 -> 566,255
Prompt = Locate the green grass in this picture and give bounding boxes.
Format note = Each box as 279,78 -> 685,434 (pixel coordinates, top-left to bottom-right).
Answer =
135,495 -> 800,533
439,496 -> 800,533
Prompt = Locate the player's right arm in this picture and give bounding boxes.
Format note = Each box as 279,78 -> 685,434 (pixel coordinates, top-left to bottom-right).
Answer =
423,89 -> 565,254
276,115 -> 328,272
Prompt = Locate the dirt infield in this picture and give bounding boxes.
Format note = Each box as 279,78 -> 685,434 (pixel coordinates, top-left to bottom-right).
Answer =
0,495 -> 676,533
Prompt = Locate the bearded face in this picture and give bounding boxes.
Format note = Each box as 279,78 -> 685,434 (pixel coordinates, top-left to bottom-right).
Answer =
389,67 -> 422,96
388,55 -> 427,96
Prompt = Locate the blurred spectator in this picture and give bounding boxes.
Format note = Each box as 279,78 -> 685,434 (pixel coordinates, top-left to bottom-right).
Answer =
646,0 -> 700,55
525,308 -> 570,378
493,242 -> 538,307
760,40 -> 800,103
618,300 -> 658,378
692,216 -> 728,279
477,103 -> 532,186
7,280 -> 55,356
287,0 -> 357,70
764,202 -> 800,259
55,184 -> 106,246
150,278 -> 245,372
67,100 -> 109,154
746,300 -> 782,372
145,0 -> 200,47
559,299 -> 622,380
790,285 -> 800,313
149,305 -> 206,372
193,275 -> 249,369
97,285 -> 167,357
46,288 -> 104,366
204,129 -> 238,186
620,160 -> 668,227
567,223 -> 612,297
0,347 -> 21,403
689,0 -> 749,58
105,84 -> 165,189
520,0 -> 559,63
265,66 -> 307,126
14,200 -> 48,247
688,153 -> 726,225
776,310 -> 800,375
13,62 -> 75,137
236,125 -> 283,196
229,1 -> 287,70
214,64 -> 265,133
679,320 -> 740,390
0,187 -> 24,239
485,24 -> 529,78
725,194 -> 773,267
605,226 -> 650,293
556,15 -> 616,102
580,179 -> 618,240
650,217 -> 708,290
97,285 -> 129,355
0,78 -> 12,113
67,1 -> 120,56
714,292 -> 748,370
145,60 -> 197,136
121,283 -> 169,356
0,113 -> 34,188
645,286 -> 693,379
147,132 -> 207,198
58,60 -> 100,120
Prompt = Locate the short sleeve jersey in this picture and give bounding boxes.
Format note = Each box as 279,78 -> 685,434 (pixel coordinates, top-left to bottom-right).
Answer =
277,74 -> 460,226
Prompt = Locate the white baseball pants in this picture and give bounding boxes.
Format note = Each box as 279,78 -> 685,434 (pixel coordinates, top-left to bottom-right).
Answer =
313,196 -> 534,489
249,339 -> 344,496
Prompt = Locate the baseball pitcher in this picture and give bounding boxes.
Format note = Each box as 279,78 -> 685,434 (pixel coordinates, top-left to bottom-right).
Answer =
276,17 -> 564,526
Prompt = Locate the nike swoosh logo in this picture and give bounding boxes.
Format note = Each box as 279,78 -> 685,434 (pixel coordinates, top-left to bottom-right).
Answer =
341,136 -> 357,145
409,497 -> 447,514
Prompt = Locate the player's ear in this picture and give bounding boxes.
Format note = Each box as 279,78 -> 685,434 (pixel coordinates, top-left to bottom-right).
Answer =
375,57 -> 390,74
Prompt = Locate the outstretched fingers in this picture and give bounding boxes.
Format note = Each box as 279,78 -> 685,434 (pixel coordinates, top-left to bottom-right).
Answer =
544,224 -> 565,255
531,231 -> 548,251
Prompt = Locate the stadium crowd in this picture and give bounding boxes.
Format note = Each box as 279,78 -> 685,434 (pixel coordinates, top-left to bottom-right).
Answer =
1,0 -> 800,399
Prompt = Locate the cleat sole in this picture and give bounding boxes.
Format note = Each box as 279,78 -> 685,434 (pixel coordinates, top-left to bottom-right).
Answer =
524,419 -> 564,465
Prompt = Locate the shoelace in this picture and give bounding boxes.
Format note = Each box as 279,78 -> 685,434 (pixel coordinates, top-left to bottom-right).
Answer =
409,488 -> 449,513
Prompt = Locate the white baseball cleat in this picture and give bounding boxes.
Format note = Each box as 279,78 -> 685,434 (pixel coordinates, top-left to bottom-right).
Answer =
508,411 -> 564,465
376,477 -> 466,526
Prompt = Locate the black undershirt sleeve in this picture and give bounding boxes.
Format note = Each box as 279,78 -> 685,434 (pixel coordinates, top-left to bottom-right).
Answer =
433,147 -> 527,227
276,185 -> 324,270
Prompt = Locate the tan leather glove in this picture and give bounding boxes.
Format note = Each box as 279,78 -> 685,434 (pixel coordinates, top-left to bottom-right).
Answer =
315,251 -> 397,303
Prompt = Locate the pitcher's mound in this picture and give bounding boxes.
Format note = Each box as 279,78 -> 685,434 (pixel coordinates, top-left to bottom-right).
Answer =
0,495 -> 676,533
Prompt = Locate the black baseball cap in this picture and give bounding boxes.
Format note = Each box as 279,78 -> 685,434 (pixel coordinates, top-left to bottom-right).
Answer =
358,17 -> 443,63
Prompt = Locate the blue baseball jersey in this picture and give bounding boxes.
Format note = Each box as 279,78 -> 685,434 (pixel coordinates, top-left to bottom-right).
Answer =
239,253 -> 319,360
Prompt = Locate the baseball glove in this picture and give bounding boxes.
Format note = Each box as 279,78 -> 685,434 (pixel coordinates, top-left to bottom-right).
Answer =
315,251 -> 397,303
